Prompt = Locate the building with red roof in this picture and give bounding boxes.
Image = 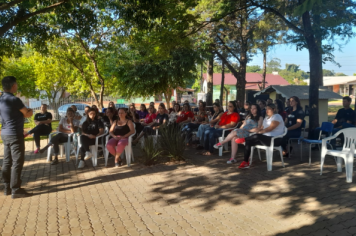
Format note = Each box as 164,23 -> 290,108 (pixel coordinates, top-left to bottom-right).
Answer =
201,72 -> 290,102
202,72 -> 290,91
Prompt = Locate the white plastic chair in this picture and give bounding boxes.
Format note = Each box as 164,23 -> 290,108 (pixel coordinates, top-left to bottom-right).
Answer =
249,127 -> 288,171
75,128 -> 109,167
47,132 -> 75,162
104,123 -> 136,167
218,124 -> 239,156
321,128 -> 356,183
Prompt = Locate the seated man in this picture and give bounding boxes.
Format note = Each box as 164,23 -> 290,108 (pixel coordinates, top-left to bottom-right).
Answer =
312,96 -> 355,148
24,104 -> 52,154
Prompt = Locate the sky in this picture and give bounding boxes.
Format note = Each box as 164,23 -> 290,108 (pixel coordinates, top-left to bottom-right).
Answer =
248,37 -> 356,76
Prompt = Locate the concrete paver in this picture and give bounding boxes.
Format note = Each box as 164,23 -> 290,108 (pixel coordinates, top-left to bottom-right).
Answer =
0,140 -> 356,235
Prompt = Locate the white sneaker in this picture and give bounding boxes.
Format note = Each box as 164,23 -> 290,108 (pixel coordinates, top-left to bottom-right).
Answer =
78,160 -> 85,169
84,151 -> 92,160
227,158 -> 237,164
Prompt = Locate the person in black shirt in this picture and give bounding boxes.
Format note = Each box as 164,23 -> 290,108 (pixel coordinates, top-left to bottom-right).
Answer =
259,100 -> 267,118
101,107 -> 117,130
332,96 -> 355,128
0,76 -> 33,198
132,104 -> 168,144
281,96 -> 305,156
311,96 -> 355,149
79,108 -> 105,168
24,104 -> 52,154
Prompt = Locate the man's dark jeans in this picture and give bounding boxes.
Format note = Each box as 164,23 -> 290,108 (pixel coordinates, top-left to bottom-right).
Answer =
1,134 -> 25,192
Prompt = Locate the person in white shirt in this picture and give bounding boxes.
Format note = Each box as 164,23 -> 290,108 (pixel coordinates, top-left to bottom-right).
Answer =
39,107 -> 79,165
238,103 -> 285,169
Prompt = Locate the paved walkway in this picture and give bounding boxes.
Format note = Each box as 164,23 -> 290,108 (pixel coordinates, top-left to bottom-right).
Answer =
0,140 -> 356,236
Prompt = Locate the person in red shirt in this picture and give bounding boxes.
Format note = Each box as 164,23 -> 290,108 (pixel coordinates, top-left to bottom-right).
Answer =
202,101 -> 240,155
140,106 -> 157,126
176,103 -> 194,124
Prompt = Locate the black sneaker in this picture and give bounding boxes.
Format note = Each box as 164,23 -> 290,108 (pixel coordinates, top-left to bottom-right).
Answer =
39,145 -> 49,154
51,159 -> 59,165
12,188 -> 32,199
4,185 -> 11,196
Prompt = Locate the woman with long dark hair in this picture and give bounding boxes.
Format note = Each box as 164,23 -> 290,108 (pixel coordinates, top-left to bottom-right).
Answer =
274,99 -> 287,121
195,103 -> 224,149
238,104 -> 285,169
281,96 -> 305,156
78,108 -> 105,168
214,104 -> 263,163
201,101 -> 240,156
106,108 -> 135,167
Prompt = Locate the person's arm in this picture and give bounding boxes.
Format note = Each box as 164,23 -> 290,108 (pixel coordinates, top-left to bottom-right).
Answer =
109,122 -> 119,140
219,121 -> 237,129
258,121 -> 280,134
20,107 -> 33,118
332,109 -> 341,124
209,113 -> 223,125
287,119 -> 303,131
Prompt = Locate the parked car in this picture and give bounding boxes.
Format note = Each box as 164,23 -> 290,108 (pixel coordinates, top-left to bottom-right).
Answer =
58,103 -> 86,118
114,104 -> 128,109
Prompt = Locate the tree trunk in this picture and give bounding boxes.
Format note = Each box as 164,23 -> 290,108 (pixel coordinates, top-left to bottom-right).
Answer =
164,88 -> 173,109
206,54 -> 214,106
262,46 -> 267,90
220,61 -> 225,106
302,11 -> 322,137
200,62 -> 204,93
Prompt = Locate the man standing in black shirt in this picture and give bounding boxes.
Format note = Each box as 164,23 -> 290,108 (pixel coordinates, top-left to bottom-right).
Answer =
24,104 -> 52,154
0,76 -> 33,198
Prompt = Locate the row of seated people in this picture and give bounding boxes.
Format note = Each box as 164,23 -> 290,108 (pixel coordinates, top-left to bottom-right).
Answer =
26,95 -> 355,169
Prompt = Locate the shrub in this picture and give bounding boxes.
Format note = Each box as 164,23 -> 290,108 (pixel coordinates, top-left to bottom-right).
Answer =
158,124 -> 186,161
140,136 -> 162,166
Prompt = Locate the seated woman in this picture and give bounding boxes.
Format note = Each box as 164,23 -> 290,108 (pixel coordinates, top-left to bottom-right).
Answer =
132,104 -> 169,144
106,108 -> 135,167
281,96 -> 305,156
213,104 -> 263,164
195,103 -> 223,149
182,101 -> 208,144
78,108 -> 105,168
101,107 -> 117,130
274,99 -> 287,121
168,103 -> 181,123
238,104 -> 285,169
39,107 -> 79,165
140,105 -> 157,126
137,104 -> 148,120
202,101 -> 240,156
24,104 -> 53,154
156,102 -> 169,115
239,101 -> 251,121
176,103 -> 194,125
128,104 -> 140,123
